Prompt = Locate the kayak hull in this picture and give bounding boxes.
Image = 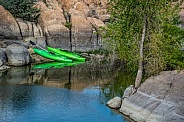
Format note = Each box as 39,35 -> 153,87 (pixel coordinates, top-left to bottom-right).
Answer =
47,46 -> 85,62
33,48 -> 72,63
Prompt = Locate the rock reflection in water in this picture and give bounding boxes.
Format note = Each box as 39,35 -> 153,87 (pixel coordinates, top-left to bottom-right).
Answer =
0,66 -> 34,118
0,60 -> 134,96
32,61 -> 112,90
0,66 -> 31,85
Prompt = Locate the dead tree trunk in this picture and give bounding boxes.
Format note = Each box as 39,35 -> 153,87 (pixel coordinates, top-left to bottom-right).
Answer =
132,16 -> 147,94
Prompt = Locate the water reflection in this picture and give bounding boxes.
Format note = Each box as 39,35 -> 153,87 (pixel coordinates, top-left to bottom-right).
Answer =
0,61 -> 134,99
30,61 -> 108,90
0,60 -> 134,122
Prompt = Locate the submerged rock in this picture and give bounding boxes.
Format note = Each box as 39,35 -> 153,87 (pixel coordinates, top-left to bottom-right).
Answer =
107,96 -> 122,109
120,70 -> 184,122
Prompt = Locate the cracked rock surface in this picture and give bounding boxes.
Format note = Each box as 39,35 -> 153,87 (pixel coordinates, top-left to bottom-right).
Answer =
120,70 -> 184,122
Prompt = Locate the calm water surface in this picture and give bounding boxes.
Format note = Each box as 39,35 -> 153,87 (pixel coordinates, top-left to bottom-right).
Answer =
0,61 -> 134,122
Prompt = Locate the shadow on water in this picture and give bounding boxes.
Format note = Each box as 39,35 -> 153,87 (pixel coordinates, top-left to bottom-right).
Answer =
0,60 -> 134,122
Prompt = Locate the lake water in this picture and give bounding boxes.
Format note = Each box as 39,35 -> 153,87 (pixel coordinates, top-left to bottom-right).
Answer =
0,60 -> 134,122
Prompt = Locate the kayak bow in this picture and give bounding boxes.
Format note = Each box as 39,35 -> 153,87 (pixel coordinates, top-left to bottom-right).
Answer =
47,46 -> 86,62
33,48 -> 73,63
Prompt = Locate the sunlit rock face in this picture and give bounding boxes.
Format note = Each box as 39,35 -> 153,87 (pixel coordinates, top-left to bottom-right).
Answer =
1,1 -> 184,52
16,18 -> 42,38
35,0 -> 108,51
0,0 -> 110,51
70,15 -> 92,51
120,70 -> 184,122
36,1 -> 70,48
0,5 -> 42,40
0,6 -> 20,39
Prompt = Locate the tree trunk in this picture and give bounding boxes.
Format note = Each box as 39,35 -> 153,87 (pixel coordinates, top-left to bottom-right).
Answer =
132,16 -> 147,94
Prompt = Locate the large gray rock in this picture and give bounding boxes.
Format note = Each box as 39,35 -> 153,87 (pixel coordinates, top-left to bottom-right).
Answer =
6,44 -> 31,66
0,5 -> 21,39
119,70 -> 184,122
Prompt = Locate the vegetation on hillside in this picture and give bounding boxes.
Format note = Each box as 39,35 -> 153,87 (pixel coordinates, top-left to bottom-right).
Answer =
102,0 -> 184,92
0,0 -> 40,23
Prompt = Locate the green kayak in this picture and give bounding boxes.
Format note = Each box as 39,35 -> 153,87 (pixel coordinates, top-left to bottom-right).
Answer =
33,48 -> 72,63
33,61 -> 84,69
47,46 -> 86,62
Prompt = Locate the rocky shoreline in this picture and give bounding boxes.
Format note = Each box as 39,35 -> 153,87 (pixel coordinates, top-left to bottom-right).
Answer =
1,1 -> 184,121
107,70 -> 184,122
0,42 -> 106,71
0,0 -> 110,69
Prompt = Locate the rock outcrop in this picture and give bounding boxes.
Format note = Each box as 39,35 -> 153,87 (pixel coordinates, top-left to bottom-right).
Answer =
0,6 -> 20,39
0,5 -> 42,40
119,70 -> 184,122
71,15 -> 92,51
6,44 -> 31,66
16,18 -> 42,38
0,0 -> 108,52
35,0 -> 107,50
36,1 -> 67,39
1,0 -> 184,52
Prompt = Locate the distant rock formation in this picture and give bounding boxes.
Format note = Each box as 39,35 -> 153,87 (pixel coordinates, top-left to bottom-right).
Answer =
0,0 -> 108,51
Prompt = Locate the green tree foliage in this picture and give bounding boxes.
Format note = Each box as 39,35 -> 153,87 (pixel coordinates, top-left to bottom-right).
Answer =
102,0 -> 184,77
0,0 -> 39,23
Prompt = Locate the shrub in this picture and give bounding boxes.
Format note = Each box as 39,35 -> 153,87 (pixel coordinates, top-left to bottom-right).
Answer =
0,0 -> 40,23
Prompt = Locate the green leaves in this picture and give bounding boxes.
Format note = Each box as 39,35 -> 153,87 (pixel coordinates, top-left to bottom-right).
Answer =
102,0 -> 184,76
0,0 -> 40,23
